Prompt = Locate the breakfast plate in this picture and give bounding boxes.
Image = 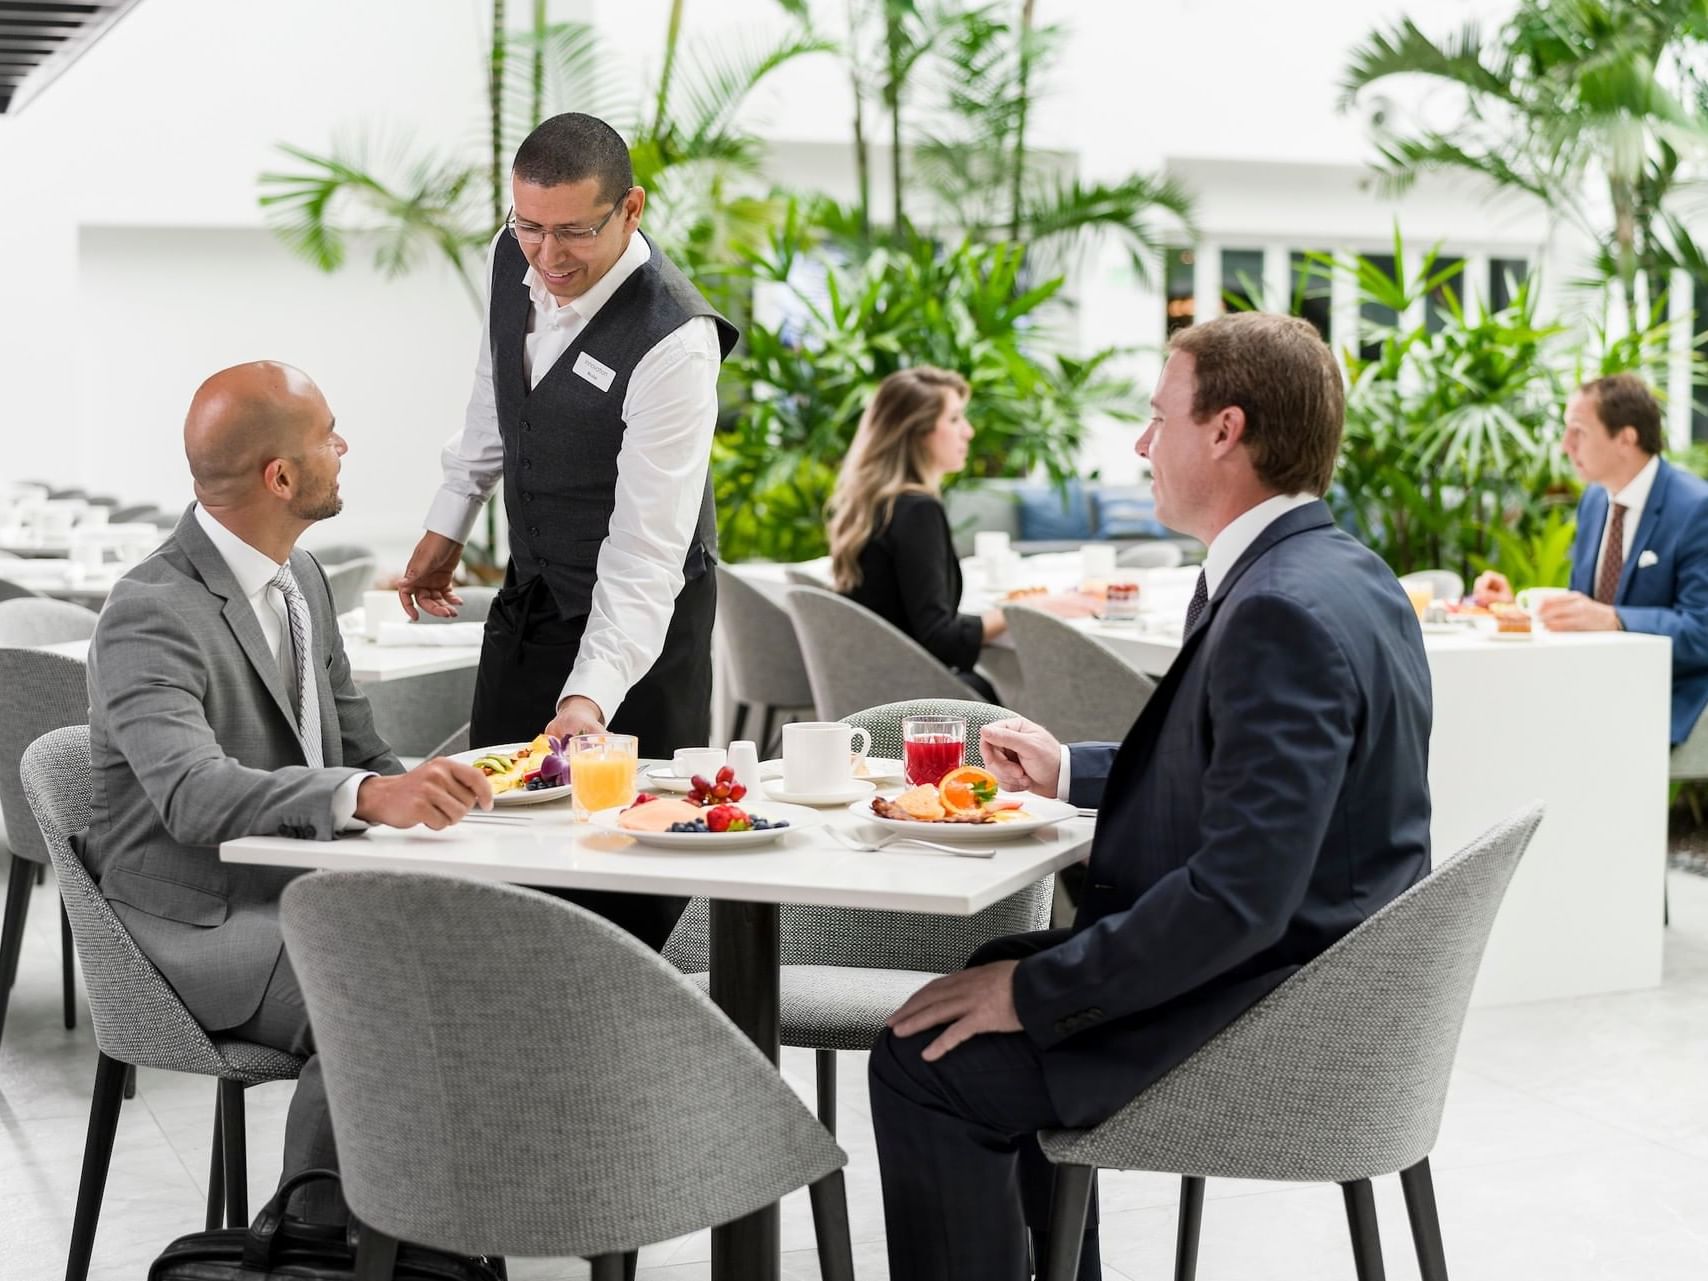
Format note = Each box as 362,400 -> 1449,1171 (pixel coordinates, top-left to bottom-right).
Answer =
589,801 -> 823,849
449,743 -> 574,807
643,761 -> 782,793
761,778 -> 877,806
846,792 -> 1079,843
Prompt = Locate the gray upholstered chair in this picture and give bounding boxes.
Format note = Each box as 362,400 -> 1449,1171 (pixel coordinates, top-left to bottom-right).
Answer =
783,564 -> 833,590
279,871 -> 853,1279
21,726 -> 305,1281
1398,568 -> 1465,603
0,577 -> 39,603
428,723 -> 471,757
665,698 -> 1053,1132
0,647 -> 89,1045
363,668 -> 480,758
1001,605 -> 1156,742
1036,803 -> 1545,1281
304,541 -> 378,567
320,557 -> 378,616
716,564 -> 815,754
107,504 -> 166,524
0,596 -> 99,645
1115,541 -> 1185,569
786,585 -> 978,719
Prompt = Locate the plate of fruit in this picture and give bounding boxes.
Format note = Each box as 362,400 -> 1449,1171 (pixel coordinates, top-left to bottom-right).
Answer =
590,794 -> 823,849
451,736 -> 572,806
848,767 -> 1079,843
642,760 -> 781,793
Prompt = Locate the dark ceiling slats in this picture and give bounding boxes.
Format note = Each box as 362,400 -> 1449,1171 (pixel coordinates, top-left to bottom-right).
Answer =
0,0 -> 139,114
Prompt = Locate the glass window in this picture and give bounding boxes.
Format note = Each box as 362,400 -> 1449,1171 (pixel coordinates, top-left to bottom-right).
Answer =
1164,246 -> 1195,335
1289,251 -> 1333,340
1425,256 -> 1464,333
1489,257 -> 1529,312
1360,253 -> 1399,361
1221,248 -> 1265,314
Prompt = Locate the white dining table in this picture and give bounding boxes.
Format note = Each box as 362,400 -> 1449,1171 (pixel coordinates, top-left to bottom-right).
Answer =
222,787 -> 1095,1280
37,632 -> 483,686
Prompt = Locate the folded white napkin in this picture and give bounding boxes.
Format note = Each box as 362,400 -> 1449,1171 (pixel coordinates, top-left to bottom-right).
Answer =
375,621 -> 486,647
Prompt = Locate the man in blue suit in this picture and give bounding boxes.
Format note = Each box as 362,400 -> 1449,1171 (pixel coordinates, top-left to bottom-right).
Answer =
867,313 -> 1434,1281
1475,374 -> 1708,744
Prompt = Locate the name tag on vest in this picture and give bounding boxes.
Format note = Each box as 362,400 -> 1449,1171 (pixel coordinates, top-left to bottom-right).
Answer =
573,351 -> 616,393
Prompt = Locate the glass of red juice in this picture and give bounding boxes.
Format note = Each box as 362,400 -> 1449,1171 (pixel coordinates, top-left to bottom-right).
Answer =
903,716 -> 966,787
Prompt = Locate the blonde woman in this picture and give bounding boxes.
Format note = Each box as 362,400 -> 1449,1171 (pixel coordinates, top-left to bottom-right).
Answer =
827,367 -> 1081,696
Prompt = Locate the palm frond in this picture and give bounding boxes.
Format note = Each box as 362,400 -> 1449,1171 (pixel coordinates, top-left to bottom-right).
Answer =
1339,17 -> 1513,109
666,27 -> 837,152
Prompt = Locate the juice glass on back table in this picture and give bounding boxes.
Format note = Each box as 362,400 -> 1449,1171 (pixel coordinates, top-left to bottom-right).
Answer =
567,733 -> 638,821
902,716 -> 966,787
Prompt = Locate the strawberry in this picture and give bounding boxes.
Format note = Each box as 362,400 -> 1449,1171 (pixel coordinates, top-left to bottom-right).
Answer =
706,805 -> 734,833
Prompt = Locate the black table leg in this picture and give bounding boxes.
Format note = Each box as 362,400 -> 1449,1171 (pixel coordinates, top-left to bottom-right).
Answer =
708,899 -> 780,1281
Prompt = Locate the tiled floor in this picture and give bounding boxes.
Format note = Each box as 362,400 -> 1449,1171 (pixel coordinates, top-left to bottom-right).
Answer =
5,866 -> 1708,1279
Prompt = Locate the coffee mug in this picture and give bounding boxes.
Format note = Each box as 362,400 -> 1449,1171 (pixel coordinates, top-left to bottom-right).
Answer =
672,746 -> 726,781
1516,587 -> 1571,616
782,721 -> 871,794
363,590 -> 400,641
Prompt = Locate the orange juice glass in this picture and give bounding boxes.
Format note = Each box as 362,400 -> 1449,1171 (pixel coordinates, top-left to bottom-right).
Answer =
1403,582 -> 1434,618
567,733 -> 638,821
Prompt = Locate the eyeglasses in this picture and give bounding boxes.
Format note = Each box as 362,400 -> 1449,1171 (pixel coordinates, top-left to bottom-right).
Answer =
505,190 -> 632,246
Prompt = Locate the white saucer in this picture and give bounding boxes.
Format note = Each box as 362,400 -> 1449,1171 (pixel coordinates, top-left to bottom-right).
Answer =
761,778 -> 877,806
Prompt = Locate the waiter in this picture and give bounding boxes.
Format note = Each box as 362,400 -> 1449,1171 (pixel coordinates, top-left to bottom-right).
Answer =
398,113 -> 735,947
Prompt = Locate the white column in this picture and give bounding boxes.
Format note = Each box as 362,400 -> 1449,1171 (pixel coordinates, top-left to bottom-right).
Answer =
1330,246 -> 1361,370
1263,242 -> 1290,315
1193,240 -> 1220,324
1669,267 -> 1694,450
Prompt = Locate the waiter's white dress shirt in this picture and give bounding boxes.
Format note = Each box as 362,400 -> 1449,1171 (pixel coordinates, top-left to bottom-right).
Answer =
1594,453 -> 1660,588
425,228 -> 722,722
194,504 -> 368,828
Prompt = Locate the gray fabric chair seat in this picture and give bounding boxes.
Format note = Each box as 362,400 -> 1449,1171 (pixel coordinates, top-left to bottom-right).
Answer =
0,597 -> 99,644
688,966 -> 937,1050
786,586 -> 975,719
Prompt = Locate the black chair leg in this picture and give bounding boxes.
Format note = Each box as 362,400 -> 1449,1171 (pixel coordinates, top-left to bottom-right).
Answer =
588,1255 -> 627,1281
0,854 -> 35,1017
36,861 -> 46,885
354,1225 -> 399,1281
731,702 -> 751,745
1400,1159 -> 1450,1281
816,1048 -> 837,1135
1342,1178 -> 1387,1281
1174,1174 -> 1205,1281
205,1087 -> 226,1231
123,1064 -> 136,1100
61,899 -> 76,1029
219,1079 -> 248,1228
809,1168 -> 856,1281
759,706 -> 779,758
66,1051 -> 128,1281
623,1252 -> 638,1281
1045,1163 -> 1095,1281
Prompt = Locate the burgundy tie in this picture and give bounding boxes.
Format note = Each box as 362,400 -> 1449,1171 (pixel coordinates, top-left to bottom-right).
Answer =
1595,503 -> 1628,605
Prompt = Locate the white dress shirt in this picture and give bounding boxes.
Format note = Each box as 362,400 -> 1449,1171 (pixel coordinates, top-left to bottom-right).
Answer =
1054,491 -> 1318,798
193,505 -> 368,828
1594,453 -> 1659,588
426,228 -> 722,722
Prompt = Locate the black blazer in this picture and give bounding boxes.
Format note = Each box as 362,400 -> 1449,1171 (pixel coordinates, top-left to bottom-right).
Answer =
1009,501 -> 1434,1126
844,491 -> 983,670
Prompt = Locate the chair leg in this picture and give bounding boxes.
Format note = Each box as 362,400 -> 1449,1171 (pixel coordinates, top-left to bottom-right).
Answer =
205,1087 -> 226,1231
1174,1175 -> 1205,1281
353,1225 -> 399,1281
1341,1179 -> 1387,1281
588,1256 -> 627,1281
759,705 -> 779,758
808,1168 -> 855,1281
65,1051 -> 129,1281
1044,1164 -> 1095,1281
1400,1159 -> 1450,1281
731,702 -> 751,745
61,899 -> 76,1029
0,854 -> 35,1018
122,1065 -> 135,1100
623,1252 -> 638,1281
37,861 -> 46,886
816,1048 -> 837,1136
219,1079 -> 248,1228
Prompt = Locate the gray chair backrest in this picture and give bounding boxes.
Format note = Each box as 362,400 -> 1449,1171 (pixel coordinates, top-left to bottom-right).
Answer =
783,565 -> 833,590
0,597 -> 100,645
107,504 -> 164,524
715,565 -> 813,709
1399,569 -> 1464,603
21,726 -> 237,1074
320,557 -> 377,616
428,723 -> 471,757
1041,803 -> 1544,1183
280,872 -> 845,1259
785,586 -> 974,720
665,698 -> 1052,975
0,578 -> 38,604
1002,605 -> 1156,742
0,648 -> 90,863
304,542 -> 377,567
1115,541 -> 1184,569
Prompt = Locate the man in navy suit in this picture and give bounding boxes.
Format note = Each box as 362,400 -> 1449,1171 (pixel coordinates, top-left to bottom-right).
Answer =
1475,374 -> 1708,744
867,313 -> 1434,1281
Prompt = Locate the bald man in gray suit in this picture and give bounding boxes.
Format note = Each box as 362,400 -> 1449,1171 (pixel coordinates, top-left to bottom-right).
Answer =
84,362 -> 494,1219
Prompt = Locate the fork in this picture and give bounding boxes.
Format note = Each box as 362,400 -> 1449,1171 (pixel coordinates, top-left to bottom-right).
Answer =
831,829 -> 996,859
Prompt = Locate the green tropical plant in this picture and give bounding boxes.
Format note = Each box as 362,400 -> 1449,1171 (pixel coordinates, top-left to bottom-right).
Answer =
1473,509 -> 1578,592
1341,0 -> 1708,336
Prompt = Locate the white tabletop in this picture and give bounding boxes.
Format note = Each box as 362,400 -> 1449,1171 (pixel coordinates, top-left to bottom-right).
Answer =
222,799 -> 1095,915
37,635 -> 481,685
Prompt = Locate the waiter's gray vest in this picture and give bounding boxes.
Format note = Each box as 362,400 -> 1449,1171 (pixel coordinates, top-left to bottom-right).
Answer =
490,230 -> 737,620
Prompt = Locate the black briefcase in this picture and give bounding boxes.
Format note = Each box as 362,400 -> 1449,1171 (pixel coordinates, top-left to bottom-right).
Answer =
149,1170 -> 502,1281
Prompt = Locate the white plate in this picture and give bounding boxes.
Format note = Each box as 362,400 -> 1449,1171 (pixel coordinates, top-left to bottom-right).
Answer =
449,743 -> 573,807
846,792 -> 1079,842
643,761 -> 782,793
769,756 -> 907,784
1485,630 -> 1535,642
589,801 -> 823,849
761,778 -> 877,806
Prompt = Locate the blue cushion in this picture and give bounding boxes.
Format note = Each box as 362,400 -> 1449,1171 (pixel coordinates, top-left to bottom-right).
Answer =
1016,482 -> 1095,541
1095,486 -> 1172,538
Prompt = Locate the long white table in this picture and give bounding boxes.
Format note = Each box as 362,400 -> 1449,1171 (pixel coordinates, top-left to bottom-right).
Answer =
40,634 -> 482,686
223,794 -> 1094,1281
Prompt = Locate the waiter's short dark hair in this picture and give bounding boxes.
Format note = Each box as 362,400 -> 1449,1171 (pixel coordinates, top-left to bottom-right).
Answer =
512,113 -> 634,202
1579,373 -> 1664,455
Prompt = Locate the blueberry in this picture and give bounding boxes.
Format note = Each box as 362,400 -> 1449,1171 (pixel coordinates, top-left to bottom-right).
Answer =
774,820 -> 790,829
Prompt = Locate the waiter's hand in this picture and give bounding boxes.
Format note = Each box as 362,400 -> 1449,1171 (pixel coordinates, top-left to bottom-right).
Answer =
398,532 -> 466,621
547,695 -> 606,741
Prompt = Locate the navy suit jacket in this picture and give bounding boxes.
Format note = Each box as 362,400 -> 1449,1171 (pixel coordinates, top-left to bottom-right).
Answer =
1569,457 -> 1708,744
1008,501 -> 1434,1127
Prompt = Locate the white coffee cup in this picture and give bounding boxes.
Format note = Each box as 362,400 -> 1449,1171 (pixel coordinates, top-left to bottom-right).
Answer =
1516,586 -> 1571,628
672,746 -> 727,781
362,590 -> 401,640
1080,542 -> 1117,583
782,721 -> 871,794
974,530 -> 1011,572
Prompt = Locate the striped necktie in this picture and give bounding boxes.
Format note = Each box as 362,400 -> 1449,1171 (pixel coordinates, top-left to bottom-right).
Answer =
269,564 -> 324,768
1594,503 -> 1628,606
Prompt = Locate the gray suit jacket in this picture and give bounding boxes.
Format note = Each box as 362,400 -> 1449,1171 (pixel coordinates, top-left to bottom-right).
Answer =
84,506 -> 403,1030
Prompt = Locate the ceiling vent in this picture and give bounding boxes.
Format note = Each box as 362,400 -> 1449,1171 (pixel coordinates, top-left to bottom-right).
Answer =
0,1 -> 144,115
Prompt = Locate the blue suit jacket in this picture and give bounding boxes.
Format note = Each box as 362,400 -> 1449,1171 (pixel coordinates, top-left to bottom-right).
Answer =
1570,458 -> 1708,744
1008,502 -> 1434,1127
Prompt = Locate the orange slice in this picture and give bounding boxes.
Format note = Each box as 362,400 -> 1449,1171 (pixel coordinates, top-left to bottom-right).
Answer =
939,766 -> 1000,814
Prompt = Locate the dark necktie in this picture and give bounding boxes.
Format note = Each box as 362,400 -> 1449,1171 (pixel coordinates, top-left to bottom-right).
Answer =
1184,570 -> 1209,636
1595,503 -> 1628,606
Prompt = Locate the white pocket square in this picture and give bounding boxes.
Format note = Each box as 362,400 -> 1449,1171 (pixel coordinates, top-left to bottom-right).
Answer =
1638,550 -> 1659,569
